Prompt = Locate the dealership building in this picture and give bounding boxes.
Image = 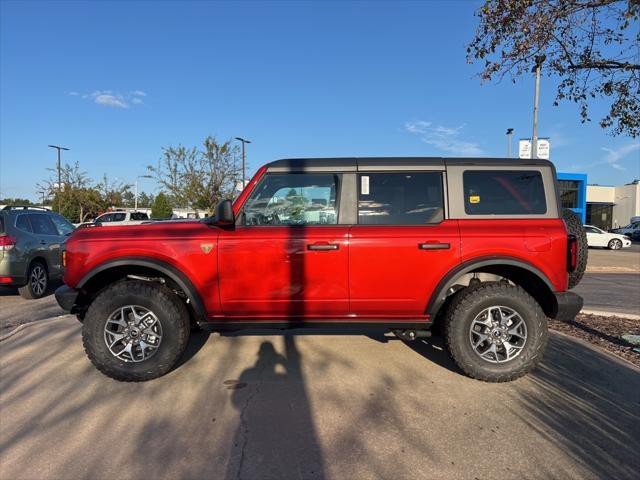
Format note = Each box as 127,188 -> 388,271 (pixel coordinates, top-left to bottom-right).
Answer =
556,172 -> 640,230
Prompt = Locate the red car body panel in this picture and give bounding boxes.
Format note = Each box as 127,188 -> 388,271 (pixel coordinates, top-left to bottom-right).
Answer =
217,226 -> 350,318
63,165 -> 571,324
348,222 -> 461,318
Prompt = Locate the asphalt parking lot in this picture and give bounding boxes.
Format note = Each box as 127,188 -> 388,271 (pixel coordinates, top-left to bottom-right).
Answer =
1,316 -> 639,479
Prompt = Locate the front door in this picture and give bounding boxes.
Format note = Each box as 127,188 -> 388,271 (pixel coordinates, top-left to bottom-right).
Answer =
349,171 -> 460,318
218,172 -> 349,318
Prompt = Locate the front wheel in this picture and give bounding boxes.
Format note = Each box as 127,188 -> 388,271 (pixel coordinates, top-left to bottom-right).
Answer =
608,238 -> 623,250
444,283 -> 548,382
82,281 -> 190,381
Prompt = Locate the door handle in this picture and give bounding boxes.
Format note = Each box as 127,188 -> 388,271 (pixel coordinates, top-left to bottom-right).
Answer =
308,243 -> 339,251
40,241 -> 47,245
419,242 -> 450,250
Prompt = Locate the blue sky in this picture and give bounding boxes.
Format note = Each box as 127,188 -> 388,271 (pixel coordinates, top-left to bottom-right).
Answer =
1,0 -> 638,201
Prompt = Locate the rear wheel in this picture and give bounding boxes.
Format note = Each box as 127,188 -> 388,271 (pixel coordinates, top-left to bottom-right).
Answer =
82,281 -> 190,381
608,238 -> 622,250
444,283 -> 548,382
18,261 -> 49,299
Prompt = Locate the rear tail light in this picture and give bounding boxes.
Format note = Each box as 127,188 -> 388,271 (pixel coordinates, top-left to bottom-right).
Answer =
567,234 -> 577,272
0,235 -> 16,251
0,277 -> 13,283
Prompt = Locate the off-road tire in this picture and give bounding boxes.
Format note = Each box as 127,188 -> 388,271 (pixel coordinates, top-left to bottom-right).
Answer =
82,281 -> 190,382
444,283 -> 548,382
562,208 -> 587,289
18,261 -> 49,299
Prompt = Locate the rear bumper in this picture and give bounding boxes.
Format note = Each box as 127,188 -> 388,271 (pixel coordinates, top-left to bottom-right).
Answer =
552,291 -> 583,322
55,285 -> 79,312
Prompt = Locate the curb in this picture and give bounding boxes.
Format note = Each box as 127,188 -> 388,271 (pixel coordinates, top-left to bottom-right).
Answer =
550,329 -> 640,370
580,309 -> 640,320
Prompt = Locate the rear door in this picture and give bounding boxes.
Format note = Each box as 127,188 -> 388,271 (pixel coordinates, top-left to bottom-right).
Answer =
349,170 -> 460,318
218,172 -> 350,318
25,213 -> 63,274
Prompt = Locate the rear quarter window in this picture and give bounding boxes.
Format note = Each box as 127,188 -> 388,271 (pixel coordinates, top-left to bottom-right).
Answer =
463,170 -> 546,215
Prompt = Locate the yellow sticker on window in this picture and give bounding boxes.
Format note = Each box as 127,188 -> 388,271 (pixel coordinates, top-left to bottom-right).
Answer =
469,195 -> 480,204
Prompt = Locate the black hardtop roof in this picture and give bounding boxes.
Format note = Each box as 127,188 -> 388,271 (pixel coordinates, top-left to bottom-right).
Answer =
266,157 -> 555,172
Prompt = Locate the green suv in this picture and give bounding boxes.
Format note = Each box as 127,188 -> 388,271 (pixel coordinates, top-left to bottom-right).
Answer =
0,206 -> 75,299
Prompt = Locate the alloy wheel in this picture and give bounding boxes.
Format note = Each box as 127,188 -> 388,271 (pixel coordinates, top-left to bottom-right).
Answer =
30,265 -> 47,296
469,306 -> 527,363
104,305 -> 163,362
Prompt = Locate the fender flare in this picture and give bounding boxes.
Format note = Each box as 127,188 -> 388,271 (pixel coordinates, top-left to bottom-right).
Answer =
77,256 -> 206,319
426,256 -> 556,319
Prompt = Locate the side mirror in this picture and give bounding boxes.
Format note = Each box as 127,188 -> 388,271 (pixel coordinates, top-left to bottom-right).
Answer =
212,199 -> 235,225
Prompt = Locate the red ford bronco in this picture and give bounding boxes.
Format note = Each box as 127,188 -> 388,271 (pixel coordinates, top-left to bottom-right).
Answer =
55,157 -> 586,382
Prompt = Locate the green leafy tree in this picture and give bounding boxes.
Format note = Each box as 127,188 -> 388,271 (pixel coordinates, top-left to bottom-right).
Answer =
137,192 -> 155,208
151,192 -> 173,219
467,0 -> 640,136
38,162 -> 103,222
97,174 -> 131,210
148,135 -> 241,213
0,197 -> 35,206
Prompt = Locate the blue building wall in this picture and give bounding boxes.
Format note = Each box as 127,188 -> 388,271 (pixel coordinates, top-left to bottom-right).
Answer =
557,172 -> 587,223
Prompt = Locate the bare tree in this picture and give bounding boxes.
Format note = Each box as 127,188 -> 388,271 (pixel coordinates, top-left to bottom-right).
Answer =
148,136 -> 241,212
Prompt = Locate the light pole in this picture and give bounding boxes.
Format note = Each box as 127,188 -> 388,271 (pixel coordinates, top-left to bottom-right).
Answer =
531,55 -> 545,159
234,137 -> 251,189
48,145 -> 70,213
506,128 -> 514,157
37,190 -> 46,208
135,175 -> 153,211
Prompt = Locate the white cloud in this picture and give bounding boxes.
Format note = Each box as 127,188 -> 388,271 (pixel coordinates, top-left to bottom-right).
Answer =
94,93 -> 128,108
601,143 -> 640,171
404,120 -> 484,156
72,89 -> 147,108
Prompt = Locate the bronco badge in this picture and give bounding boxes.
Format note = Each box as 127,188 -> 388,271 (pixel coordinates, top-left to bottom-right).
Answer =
200,243 -> 214,254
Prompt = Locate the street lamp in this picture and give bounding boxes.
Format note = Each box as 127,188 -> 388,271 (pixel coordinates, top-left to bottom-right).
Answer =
135,175 -> 153,211
234,137 -> 251,188
506,128 -> 514,158
531,55 -> 546,159
48,145 -> 70,213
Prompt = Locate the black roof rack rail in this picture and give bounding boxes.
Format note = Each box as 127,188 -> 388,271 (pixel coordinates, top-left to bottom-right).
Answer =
1,205 -> 50,211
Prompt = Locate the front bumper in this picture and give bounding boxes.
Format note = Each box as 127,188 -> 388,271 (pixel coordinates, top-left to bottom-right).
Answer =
552,291 -> 584,322
55,285 -> 79,312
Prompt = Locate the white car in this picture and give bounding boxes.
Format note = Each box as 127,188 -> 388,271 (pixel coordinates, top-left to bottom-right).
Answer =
584,225 -> 632,250
86,211 -> 150,227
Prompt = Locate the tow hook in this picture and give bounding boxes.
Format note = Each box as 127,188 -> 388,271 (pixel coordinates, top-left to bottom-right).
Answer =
393,329 -> 432,342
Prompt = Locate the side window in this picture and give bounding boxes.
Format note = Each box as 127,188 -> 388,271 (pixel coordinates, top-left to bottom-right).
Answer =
112,213 -> 126,222
29,214 -> 59,235
463,170 -> 546,215
585,227 -> 600,234
131,212 -> 148,220
50,214 -> 75,235
16,215 -> 33,233
358,172 -> 444,225
243,173 -> 339,225
97,214 -> 112,223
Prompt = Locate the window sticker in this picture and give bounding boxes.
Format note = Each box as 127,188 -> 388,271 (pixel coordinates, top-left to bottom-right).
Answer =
469,195 -> 480,204
361,175 -> 370,195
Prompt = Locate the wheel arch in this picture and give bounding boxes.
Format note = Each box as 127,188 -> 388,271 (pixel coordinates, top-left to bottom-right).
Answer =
427,257 -> 558,320
76,257 -> 206,320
